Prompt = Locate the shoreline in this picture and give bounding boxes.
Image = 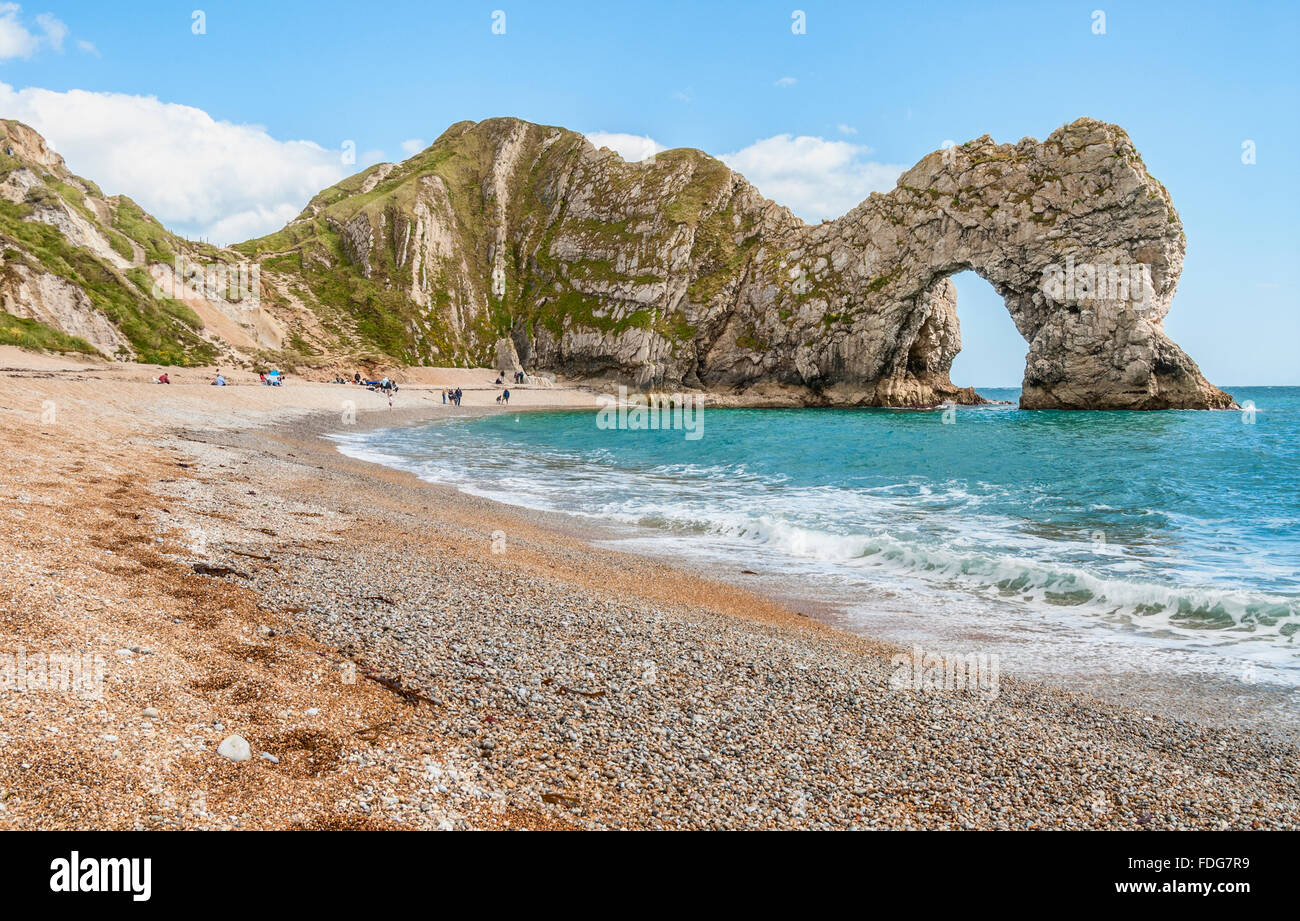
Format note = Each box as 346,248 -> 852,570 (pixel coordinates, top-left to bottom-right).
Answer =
1,348 -> 1297,829
330,405 -> 1300,746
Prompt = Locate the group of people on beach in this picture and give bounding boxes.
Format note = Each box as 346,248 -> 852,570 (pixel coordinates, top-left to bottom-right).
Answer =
492,371 -> 519,404
440,370 -> 520,407
201,369 -> 283,387
155,367 -> 407,391
174,366 -> 517,408
344,371 -> 398,393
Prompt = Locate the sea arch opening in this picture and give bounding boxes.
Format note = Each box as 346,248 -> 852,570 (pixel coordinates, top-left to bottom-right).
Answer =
945,270 -> 1031,398
894,265 -> 1035,407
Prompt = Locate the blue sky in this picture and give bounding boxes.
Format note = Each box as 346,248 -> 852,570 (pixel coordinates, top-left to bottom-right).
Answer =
1,0 -> 1296,385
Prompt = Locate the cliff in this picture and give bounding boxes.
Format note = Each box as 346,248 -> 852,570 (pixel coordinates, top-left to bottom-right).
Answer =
0,115 -> 1232,408
237,116 -> 1230,408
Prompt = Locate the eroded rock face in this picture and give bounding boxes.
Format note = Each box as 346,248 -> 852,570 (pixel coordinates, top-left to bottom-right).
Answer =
0,118 -> 264,367
783,119 -> 1233,409
245,117 -> 1229,408
562,118 -> 1229,409
0,263 -> 132,357
494,337 -> 522,373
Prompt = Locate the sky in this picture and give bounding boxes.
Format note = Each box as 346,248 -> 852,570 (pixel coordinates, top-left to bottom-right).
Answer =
1,1 -> 1296,386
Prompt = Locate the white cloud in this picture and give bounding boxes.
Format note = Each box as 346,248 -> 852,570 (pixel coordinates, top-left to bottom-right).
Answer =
0,82 -> 365,244
34,11 -> 64,50
399,138 -> 426,156
0,5 -> 67,58
837,123 -> 857,135
0,3 -> 39,58
75,38 -> 98,56
203,203 -> 305,247
774,76 -> 797,88
721,134 -> 905,222
584,131 -> 666,163
593,127 -> 905,223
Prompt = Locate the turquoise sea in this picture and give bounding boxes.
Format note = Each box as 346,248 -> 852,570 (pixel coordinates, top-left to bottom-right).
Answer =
334,387 -> 1300,729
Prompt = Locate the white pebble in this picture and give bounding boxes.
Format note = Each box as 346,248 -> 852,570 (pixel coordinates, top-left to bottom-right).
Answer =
217,734 -> 251,762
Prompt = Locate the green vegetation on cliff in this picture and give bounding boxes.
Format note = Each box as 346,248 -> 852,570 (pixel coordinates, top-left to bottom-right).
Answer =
0,312 -> 97,354
0,198 -> 216,365
232,117 -> 755,368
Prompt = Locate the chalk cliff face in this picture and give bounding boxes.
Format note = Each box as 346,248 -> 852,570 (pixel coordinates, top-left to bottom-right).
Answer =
240,116 -> 1229,409
1,114 -> 1231,409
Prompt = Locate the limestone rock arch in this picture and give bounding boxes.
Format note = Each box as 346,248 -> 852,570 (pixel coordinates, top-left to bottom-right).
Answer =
718,118 -> 1233,409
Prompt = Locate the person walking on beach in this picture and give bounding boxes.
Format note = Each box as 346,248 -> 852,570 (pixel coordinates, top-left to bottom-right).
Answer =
441,389 -> 447,405
502,389 -> 510,405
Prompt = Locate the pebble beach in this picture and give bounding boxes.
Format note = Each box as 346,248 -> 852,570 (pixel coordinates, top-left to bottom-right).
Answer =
1,348 -> 1296,830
